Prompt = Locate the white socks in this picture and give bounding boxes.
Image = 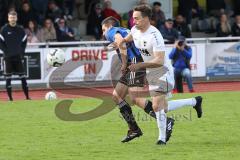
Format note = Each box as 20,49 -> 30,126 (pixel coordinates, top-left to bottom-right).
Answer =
168,98 -> 196,112
155,98 -> 197,142
155,109 -> 167,142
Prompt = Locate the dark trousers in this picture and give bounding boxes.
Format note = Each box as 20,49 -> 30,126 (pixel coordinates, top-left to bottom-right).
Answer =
174,73 -> 183,93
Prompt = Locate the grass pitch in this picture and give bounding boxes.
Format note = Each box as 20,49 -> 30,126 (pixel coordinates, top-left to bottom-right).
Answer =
0,91 -> 239,160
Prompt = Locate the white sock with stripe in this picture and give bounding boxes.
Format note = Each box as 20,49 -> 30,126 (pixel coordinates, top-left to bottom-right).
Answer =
168,98 -> 196,112
155,109 -> 167,142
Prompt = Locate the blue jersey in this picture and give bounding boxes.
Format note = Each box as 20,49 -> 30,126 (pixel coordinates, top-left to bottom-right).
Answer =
105,27 -> 142,62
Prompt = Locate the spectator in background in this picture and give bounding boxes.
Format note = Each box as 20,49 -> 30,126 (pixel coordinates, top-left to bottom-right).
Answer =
29,0 -> 49,25
128,0 -> 149,28
25,20 -> 40,43
174,14 -> 192,38
87,3 -> 104,40
169,36 -> 194,93
55,17 -> 75,41
191,0 -> 205,19
37,18 -> 56,42
206,0 -> 225,17
151,1 -> 165,27
54,0 -> 74,20
216,13 -> 232,37
0,0 -> 23,25
19,2 -> 38,28
232,15 -> 240,36
63,0 -> 75,20
159,18 -> 179,44
102,0 -> 121,21
178,0 -> 196,28
46,0 -> 63,23
85,0 -> 100,15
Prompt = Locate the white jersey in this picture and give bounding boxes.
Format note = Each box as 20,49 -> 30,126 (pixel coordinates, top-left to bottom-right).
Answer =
131,25 -> 174,92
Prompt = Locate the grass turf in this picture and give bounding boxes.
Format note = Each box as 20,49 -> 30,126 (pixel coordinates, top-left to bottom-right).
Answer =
0,91 -> 239,160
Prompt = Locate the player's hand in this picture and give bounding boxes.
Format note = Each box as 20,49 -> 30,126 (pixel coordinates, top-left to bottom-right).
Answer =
120,64 -> 127,74
104,42 -> 118,51
128,63 -> 140,72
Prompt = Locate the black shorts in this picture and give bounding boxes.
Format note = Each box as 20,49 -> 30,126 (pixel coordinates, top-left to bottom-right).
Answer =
3,56 -> 25,76
119,68 -> 146,87
119,57 -> 146,87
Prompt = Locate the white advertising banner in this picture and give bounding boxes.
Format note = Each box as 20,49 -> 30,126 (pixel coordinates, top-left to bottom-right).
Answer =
43,47 -> 119,83
206,42 -> 240,77
44,44 -> 206,85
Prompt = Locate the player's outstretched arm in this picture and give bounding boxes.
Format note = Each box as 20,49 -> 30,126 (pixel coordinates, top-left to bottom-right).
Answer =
123,33 -> 133,43
119,33 -> 133,50
103,42 -> 118,52
128,51 -> 164,71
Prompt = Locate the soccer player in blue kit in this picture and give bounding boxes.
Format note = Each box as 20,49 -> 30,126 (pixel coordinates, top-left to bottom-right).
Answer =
102,16 -> 167,143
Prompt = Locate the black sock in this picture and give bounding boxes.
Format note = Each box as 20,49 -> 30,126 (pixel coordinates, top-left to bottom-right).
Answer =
21,77 -> 30,99
144,100 -> 156,119
118,100 -> 139,131
6,78 -> 13,100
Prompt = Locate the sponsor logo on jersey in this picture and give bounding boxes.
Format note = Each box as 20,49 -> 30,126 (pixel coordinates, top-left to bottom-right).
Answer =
139,48 -> 151,56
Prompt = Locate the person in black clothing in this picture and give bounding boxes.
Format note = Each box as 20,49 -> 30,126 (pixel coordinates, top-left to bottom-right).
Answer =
206,0 -> 225,17
18,2 -> 38,28
216,13 -> 232,37
178,0 -> 196,26
0,10 -> 30,101
232,15 -> 240,36
86,3 -> 104,40
46,0 -> 63,22
174,14 -> 192,38
159,18 -> 179,44
55,17 -> 75,41
151,1 -> 165,26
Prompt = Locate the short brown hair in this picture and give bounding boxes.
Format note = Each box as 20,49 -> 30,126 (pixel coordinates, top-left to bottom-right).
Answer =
134,4 -> 152,18
101,16 -> 120,26
8,10 -> 17,16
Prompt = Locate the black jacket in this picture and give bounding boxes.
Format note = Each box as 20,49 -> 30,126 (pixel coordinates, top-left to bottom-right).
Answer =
216,23 -> 232,37
232,23 -> 240,37
0,24 -> 27,58
173,22 -> 192,38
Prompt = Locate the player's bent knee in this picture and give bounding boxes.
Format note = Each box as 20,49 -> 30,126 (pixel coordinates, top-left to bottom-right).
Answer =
112,92 -> 121,104
152,106 -> 159,112
130,96 -> 137,105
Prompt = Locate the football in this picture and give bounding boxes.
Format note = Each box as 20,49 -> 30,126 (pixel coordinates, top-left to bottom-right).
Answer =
47,48 -> 65,67
45,91 -> 57,100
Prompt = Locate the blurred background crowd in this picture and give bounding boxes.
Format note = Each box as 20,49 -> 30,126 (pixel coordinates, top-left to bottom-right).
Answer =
1,0 -> 240,43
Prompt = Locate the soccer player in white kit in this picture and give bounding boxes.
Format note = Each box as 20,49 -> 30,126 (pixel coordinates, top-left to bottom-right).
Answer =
121,5 -> 203,145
